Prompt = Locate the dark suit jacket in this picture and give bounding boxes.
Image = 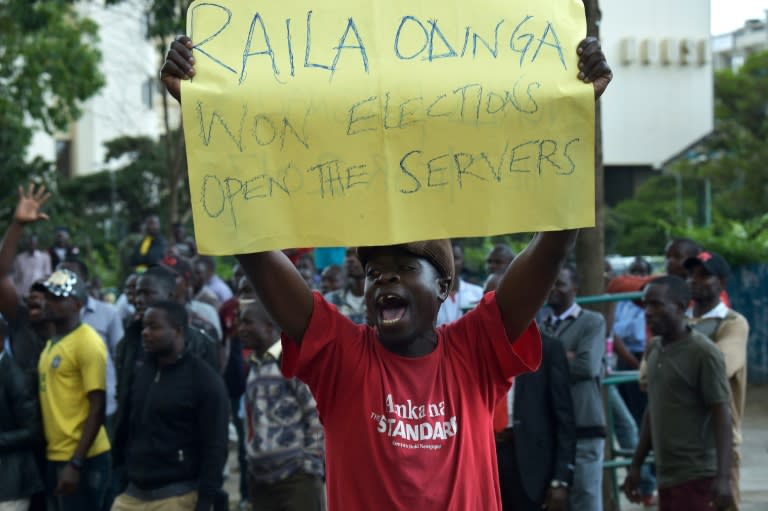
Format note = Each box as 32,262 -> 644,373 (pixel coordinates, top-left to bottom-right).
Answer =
511,334 -> 576,503
48,246 -> 79,270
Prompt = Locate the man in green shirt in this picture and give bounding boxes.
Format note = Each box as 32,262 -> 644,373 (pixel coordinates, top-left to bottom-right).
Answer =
623,276 -> 733,511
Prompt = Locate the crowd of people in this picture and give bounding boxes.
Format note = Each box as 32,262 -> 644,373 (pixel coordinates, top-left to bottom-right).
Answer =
0,32 -> 749,511
0,182 -> 750,511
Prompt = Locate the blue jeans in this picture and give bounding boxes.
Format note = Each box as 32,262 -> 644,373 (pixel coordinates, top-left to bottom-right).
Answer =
231,397 -> 248,503
46,451 -> 111,511
608,386 -> 656,496
569,437 -> 604,511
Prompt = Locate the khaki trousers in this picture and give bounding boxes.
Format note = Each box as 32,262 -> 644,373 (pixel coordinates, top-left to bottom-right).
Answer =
111,491 -> 197,511
730,448 -> 741,511
0,500 -> 30,511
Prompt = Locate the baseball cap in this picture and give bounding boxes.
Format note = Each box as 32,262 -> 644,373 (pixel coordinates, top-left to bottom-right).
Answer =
683,251 -> 730,280
32,269 -> 88,301
357,239 -> 455,287
161,255 -> 193,281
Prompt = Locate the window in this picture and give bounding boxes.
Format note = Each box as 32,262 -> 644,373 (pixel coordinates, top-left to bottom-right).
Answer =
55,139 -> 72,177
142,77 -> 154,109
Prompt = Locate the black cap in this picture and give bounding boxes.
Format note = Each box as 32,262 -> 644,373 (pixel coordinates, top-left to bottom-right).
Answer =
683,251 -> 730,280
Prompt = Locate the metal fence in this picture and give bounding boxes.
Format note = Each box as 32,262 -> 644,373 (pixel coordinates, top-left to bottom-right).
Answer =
728,264 -> 768,384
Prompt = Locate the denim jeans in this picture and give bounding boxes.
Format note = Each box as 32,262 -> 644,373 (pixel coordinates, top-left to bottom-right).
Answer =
231,397 -> 248,503
608,386 -> 656,496
569,437 -> 604,511
46,452 -> 111,511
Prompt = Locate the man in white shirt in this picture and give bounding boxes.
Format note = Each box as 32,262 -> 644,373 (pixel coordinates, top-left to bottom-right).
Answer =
13,235 -> 51,296
437,243 -> 483,325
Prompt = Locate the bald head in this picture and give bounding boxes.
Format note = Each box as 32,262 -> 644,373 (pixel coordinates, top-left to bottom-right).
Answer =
665,238 -> 700,278
485,244 -> 515,275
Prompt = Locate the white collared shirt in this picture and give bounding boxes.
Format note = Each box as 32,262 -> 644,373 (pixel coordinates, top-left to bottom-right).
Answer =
436,279 -> 484,325
692,301 -> 729,320
549,302 -> 582,323
701,302 -> 729,319
265,339 -> 283,361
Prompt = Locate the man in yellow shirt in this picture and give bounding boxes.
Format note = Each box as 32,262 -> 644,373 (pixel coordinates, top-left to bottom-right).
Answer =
35,269 -> 112,511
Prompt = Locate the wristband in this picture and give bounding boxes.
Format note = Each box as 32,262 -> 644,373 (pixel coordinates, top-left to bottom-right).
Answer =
68,456 -> 84,471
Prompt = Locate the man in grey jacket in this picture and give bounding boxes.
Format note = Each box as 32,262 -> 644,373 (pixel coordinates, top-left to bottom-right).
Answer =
543,264 -> 606,511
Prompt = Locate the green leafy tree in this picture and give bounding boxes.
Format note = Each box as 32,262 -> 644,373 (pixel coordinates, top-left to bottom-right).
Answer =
606,175 -> 699,255
683,53 -> 768,222
669,215 -> 768,266
610,50 -> 768,263
0,0 -> 104,217
105,0 -> 192,224
45,134 -> 171,284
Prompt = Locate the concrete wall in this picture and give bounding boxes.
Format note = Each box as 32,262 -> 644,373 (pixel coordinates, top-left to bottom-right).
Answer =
600,1 -> 714,168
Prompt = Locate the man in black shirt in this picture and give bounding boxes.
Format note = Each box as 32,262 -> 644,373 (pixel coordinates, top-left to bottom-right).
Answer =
111,301 -> 228,511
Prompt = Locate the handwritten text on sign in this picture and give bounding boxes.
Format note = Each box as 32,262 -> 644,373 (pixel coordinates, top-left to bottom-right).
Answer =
183,0 -> 594,255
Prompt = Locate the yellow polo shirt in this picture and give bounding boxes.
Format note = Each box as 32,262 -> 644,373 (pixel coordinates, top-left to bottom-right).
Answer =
38,323 -> 111,461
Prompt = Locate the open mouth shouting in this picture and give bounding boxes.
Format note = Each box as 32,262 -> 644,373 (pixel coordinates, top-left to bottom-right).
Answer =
376,293 -> 409,328
28,303 -> 44,321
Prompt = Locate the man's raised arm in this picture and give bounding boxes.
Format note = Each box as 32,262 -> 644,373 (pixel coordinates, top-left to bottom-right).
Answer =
0,184 -> 52,320
495,231 -> 577,340
235,252 -> 314,342
160,37 -> 314,343
495,37 -> 612,340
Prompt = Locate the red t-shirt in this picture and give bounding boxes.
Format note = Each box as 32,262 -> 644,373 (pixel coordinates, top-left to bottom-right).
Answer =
282,291 -> 542,510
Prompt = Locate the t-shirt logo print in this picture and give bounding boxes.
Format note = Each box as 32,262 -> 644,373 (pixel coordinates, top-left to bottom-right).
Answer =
51,355 -> 62,369
371,394 -> 459,450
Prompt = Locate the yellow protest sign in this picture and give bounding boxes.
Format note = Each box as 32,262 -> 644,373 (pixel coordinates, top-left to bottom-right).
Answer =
183,0 -> 593,255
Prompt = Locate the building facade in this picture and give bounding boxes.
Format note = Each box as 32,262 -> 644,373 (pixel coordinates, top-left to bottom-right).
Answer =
27,0 -> 163,177
600,0 -> 714,205
712,14 -> 768,72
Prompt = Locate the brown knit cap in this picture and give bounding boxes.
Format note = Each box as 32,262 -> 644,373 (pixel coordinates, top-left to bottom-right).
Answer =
356,240 -> 455,286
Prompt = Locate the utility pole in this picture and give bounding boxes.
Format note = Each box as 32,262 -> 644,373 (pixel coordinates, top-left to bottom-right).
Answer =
576,0 -> 606,304
580,3 -> 617,510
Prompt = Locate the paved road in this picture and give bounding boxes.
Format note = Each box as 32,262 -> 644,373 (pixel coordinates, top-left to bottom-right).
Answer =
621,384 -> 768,511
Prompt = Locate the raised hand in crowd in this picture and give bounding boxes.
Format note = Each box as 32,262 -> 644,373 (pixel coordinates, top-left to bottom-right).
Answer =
14,183 -> 52,225
0,183 -> 52,318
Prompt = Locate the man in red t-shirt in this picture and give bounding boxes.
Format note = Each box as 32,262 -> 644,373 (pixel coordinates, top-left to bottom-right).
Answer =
160,33 -> 612,511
